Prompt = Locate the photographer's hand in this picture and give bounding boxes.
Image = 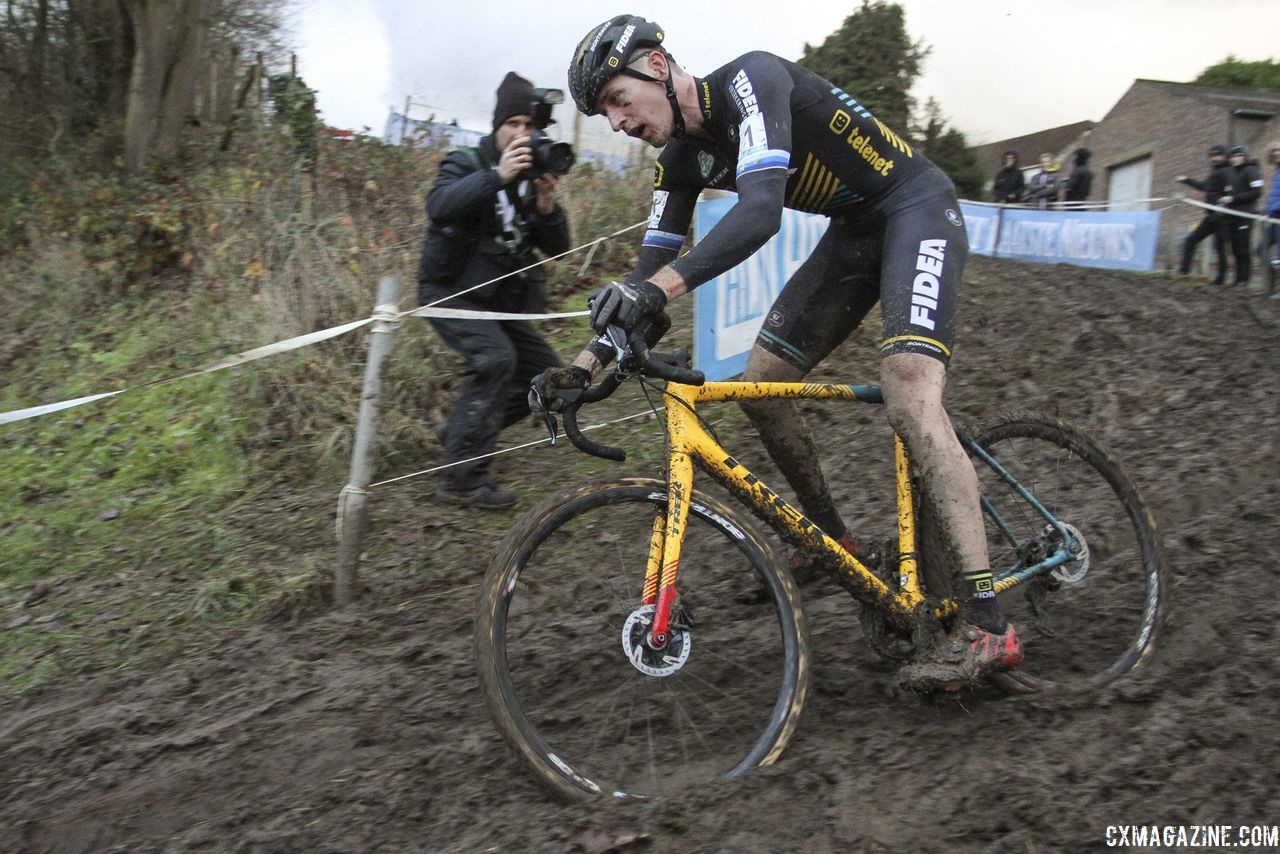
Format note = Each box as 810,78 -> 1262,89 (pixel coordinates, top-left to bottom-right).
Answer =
532,173 -> 558,213
496,136 -> 532,184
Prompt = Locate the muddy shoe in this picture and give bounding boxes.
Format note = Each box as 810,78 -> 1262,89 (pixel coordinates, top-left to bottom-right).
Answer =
897,623 -> 1024,693
436,481 -> 519,510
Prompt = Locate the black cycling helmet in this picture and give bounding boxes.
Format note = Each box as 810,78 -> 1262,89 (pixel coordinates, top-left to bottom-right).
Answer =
568,15 -> 686,137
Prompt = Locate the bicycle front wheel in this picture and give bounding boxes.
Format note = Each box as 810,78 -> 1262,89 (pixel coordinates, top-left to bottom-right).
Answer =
963,411 -> 1169,692
475,476 -> 809,801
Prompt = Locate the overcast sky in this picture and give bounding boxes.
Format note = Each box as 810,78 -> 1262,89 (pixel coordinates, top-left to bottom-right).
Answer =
294,0 -> 1278,151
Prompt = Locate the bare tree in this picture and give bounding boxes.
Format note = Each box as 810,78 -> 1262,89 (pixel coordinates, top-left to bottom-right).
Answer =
122,0 -> 216,172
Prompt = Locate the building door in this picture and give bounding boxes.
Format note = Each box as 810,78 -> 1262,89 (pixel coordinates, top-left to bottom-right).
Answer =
1108,157 -> 1152,212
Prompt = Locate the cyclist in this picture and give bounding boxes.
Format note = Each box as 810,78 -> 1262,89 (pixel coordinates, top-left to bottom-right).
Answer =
532,15 -> 1021,690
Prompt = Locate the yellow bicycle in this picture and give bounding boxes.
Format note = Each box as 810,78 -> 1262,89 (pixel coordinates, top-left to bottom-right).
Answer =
474,331 -> 1168,800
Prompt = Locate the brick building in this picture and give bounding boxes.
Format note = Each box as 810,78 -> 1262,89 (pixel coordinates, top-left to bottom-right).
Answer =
974,80 -> 1280,270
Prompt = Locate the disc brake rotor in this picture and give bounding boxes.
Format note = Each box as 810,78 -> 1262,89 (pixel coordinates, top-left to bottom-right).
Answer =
622,604 -> 691,677
1048,522 -> 1090,583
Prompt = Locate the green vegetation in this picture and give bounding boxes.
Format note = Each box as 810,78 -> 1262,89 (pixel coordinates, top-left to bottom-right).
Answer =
1194,56 -> 1280,91
0,120 -> 653,696
797,0 -> 984,198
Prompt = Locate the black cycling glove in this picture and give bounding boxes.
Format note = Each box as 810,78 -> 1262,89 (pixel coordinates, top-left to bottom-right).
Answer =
528,365 -> 592,415
588,280 -> 668,336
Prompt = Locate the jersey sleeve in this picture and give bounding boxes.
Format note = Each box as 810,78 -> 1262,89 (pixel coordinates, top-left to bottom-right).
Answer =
630,183 -> 697,282
669,52 -> 794,290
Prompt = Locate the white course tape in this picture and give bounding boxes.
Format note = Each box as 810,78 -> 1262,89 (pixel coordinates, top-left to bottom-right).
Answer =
0,220 -> 646,427
0,317 -> 376,426
408,306 -> 588,321
961,196 -> 1174,210
1179,196 -> 1280,226
0,392 -> 126,426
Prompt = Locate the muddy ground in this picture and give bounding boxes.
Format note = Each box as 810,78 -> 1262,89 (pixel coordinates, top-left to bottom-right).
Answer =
3,256 -> 1279,853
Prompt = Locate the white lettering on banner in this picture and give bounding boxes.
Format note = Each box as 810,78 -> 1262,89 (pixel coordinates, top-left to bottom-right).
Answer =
1057,220 -> 1137,262
998,220 -> 1138,263
713,212 -> 827,359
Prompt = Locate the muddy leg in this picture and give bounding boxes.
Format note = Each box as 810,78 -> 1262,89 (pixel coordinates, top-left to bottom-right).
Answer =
738,347 -> 848,539
881,352 -> 995,626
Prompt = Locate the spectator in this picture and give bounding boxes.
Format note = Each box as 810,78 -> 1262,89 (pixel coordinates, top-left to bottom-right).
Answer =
1256,142 -> 1280,298
1063,147 -> 1093,207
1176,144 -> 1231,284
1025,153 -> 1061,209
1218,144 -> 1265,286
416,71 -> 572,508
991,150 -> 1025,204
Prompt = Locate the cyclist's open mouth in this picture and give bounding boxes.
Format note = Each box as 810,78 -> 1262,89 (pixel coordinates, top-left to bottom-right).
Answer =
628,124 -> 647,141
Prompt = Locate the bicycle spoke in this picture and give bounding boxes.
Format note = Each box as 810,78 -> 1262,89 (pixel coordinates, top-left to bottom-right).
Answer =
476,480 -> 808,798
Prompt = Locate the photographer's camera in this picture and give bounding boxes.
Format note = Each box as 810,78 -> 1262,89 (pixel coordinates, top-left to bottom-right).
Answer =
521,88 -> 575,180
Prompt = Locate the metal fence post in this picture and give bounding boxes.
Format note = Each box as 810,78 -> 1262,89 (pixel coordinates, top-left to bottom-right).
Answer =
334,276 -> 400,607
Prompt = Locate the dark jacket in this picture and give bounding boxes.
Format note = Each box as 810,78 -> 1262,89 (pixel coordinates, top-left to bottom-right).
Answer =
991,165 -> 1024,203
1221,159 -> 1265,212
417,134 -> 570,311
1179,162 -> 1231,207
1064,165 -> 1092,203
1026,165 -> 1062,208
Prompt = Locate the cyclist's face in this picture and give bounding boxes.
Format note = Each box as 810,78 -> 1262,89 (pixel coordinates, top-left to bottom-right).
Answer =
598,61 -> 671,147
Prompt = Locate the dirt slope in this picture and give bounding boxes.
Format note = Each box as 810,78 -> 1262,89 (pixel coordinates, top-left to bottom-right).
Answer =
3,257 -> 1279,853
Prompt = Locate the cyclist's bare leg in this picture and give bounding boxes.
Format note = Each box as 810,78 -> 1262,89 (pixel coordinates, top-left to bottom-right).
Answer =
880,351 -> 995,621
739,347 -> 849,540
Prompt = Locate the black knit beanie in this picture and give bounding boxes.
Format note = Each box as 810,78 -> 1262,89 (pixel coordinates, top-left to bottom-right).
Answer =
493,72 -> 535,130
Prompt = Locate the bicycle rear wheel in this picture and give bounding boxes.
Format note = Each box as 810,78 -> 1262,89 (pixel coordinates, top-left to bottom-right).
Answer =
475,476 -> 809,800
941,411 -> 1169,692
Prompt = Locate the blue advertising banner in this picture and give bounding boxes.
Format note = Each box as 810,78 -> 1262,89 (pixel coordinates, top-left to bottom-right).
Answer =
693,196 -> 829,381
959,203 -> 1162,271
694,197 -> 1163,381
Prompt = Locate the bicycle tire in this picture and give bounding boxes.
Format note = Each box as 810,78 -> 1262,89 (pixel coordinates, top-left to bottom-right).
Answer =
475,476 -> 810,800
919,411 -> 1169,693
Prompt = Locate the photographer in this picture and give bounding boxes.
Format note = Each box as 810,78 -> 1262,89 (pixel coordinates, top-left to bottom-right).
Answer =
418,71 -> 571,509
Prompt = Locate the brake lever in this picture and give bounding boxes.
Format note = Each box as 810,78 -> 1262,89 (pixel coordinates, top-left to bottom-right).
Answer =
530,386 -> 559,446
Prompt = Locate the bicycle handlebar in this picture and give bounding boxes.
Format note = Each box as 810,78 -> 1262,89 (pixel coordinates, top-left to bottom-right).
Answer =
559,326 -> 705,462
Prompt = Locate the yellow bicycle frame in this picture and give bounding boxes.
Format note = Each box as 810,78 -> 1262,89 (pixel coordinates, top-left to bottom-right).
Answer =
639,379 -> 935,648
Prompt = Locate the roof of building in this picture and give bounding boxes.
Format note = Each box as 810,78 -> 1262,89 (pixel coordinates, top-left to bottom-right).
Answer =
1125,79 -> 1280,115
971,120 -> 1096,170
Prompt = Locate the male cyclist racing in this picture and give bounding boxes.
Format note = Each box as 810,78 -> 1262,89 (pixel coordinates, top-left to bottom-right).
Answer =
531,15 -> 1022,690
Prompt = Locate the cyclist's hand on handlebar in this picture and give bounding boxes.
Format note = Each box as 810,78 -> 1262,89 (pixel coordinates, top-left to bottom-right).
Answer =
588,280 -> 667,336
528,365 -> 591,415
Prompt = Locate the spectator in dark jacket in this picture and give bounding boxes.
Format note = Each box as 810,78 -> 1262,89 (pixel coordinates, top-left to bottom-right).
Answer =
1176,144 -> 1231,283
417,71 -> 572,508
991,150 -> 1025,204
1218,144 -> 1265,285
1063,147 -> 1092,206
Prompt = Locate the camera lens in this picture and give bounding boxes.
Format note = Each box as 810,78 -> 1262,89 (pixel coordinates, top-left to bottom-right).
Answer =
542,141 -> 576,175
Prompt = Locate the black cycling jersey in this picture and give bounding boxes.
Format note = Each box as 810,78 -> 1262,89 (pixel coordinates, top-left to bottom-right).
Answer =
617,50 -> 967,367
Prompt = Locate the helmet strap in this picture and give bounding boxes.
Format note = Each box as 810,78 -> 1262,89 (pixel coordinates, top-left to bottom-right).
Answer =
620,57 -> 685,140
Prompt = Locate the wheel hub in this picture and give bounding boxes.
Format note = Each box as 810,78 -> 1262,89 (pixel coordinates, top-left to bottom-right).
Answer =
622,604 -> 691,677
1048,522 -> 1090,583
